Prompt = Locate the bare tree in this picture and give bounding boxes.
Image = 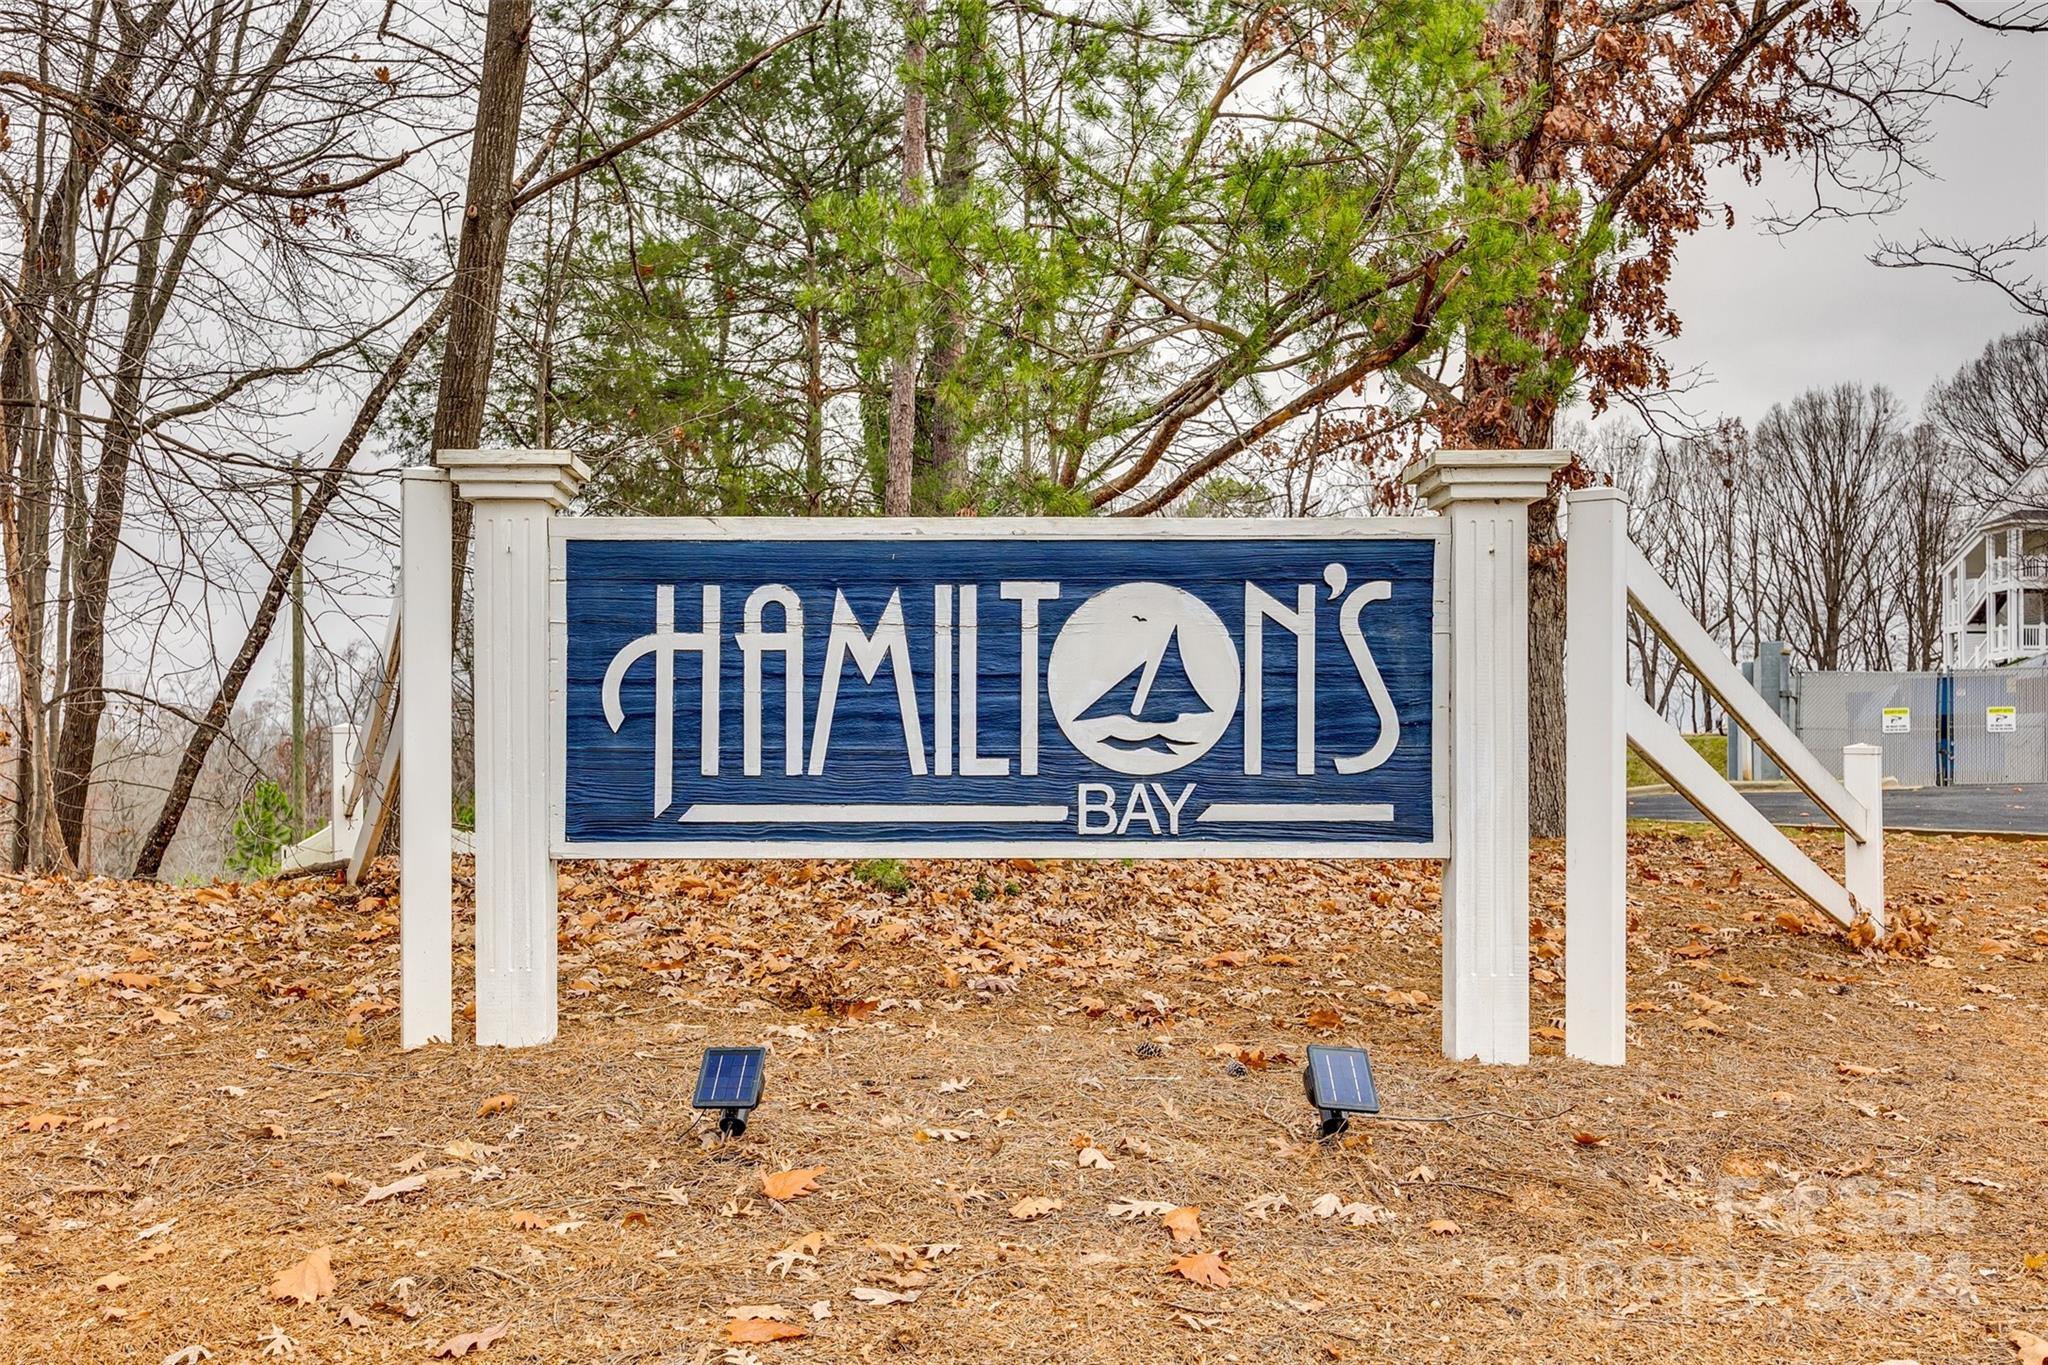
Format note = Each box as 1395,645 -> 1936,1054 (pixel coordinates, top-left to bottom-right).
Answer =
1753,384 -> 1911,671
1924,321 -> 2048,513
1890,424 -> 1965,671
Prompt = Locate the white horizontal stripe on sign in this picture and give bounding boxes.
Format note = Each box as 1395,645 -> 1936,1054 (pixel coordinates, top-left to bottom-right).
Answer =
1196,802 -> 1395,823
678,803 -> 1070,824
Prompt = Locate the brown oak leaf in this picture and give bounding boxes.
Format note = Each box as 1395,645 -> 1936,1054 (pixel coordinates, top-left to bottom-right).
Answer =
1168,1251 -> 1230,1288
430,1321 -> 509,1357
760,1167 -> 825,1201
727,1318 -> 806,1343
267,1247 -> 335,1304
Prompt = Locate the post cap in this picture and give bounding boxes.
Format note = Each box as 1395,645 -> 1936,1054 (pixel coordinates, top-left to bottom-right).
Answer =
1402,449 -> 1570,510
438,448 -> 589,508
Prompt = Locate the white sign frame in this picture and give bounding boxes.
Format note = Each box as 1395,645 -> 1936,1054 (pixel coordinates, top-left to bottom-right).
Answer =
546,516 -> 1451,861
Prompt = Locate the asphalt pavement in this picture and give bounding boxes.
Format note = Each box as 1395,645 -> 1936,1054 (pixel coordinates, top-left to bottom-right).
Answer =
1628,783 -> 2048,836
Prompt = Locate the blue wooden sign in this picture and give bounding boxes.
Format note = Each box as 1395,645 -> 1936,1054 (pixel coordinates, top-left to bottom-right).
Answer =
551,521 -> 1445,857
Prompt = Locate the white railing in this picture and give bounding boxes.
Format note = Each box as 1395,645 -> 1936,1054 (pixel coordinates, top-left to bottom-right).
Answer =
1564,488 -> 1884,1066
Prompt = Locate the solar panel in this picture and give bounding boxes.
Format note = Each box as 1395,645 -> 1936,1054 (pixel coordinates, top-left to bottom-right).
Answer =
692,1046 -> 766,1111
1304,1044 -> 1380,1116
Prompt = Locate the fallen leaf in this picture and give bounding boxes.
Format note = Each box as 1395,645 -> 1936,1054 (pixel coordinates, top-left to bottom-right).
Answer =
761,1167 -> 825,1201
727,1318 -> 805,1344
1107,1199 -> 1178,1220
1427,1218 -> 1460,1236
1308,1193 -> 1392,1226
2012,1331 -> 2048,1365
1077,1146 -> 1113,1170
508,1211 -> 548,1230
95,1272 -> 132,1292
19,1112 -> 80,1132
430,1321 -> 509,1357
850,1286 -> 919,1307
1009,1196 -> 1063,1220
359,1174 -> 427,1204
476,1094 -> 517,1118
267,1247 -> 335,1304
1242,1192 -> 1290,1221
1168,1251 -> 1230,1288
1571,1132 -> 1611,1148
1162,1206 -> 1202,1243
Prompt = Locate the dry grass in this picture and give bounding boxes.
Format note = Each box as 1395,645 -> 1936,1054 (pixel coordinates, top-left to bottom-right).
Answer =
1,828 -> 2045,1364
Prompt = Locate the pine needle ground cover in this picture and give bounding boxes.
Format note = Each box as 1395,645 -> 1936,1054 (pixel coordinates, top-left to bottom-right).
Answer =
1,832 -> 2044,1364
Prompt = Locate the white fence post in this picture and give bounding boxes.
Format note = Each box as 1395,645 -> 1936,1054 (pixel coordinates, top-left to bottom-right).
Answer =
400,468 -> 454,1048
1842,743 -> 1884,934
1404,448 -> 1568,1065
1564,487 -> 1627,1066
441,449 -> 588,1048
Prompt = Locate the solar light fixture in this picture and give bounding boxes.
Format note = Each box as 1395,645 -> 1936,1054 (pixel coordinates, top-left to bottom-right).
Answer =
1303,1043 -> 1380,1139
692,1045 -> 766,1137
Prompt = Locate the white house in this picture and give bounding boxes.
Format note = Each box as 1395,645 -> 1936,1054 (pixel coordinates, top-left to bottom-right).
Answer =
1942,469 -> 2048,669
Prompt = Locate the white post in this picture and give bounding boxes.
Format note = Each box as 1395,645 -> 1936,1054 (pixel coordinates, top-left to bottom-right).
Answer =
1564,487 -> 1627,1066
441,449 -> 588,1048
330,723 -> 360,856
400,469 -> 454,1048
1404,448 -> 1568,1065
1842,743 -> 1884,935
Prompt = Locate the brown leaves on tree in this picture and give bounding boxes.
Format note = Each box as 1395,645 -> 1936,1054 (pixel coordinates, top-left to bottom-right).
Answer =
266,1247 -> 335,1304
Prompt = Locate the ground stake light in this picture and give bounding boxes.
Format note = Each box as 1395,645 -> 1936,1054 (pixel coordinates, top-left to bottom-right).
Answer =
1303,1044 -> 1380,1139
692,1045 -> 767,1137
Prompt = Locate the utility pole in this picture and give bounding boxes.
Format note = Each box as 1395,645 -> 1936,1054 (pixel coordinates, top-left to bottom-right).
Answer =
290,454 -> 306,836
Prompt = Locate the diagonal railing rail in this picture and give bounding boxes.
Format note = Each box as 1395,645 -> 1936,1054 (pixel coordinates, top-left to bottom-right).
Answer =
1563,488 -> 1885,1066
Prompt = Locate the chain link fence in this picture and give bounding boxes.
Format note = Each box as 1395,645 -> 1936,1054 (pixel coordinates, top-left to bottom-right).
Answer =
1792,667 -> 2046,785
1792,672 -> 1942,786
1949,670 -> 2048,784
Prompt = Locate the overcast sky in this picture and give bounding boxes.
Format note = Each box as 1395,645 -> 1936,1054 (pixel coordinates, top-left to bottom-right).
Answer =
1655,3 -> 2048,430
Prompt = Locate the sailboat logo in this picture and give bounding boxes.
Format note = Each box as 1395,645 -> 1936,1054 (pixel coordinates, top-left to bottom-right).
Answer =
1047,583 -> 1241,775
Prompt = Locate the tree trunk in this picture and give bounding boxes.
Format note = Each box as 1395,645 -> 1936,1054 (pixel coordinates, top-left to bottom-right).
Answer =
0,0 -> 171,867
884,0 -> 926,516
51,152 -> 187,861
1527,494 -> 1567,837
437,0 -> 536,576
919,7 -> 980,505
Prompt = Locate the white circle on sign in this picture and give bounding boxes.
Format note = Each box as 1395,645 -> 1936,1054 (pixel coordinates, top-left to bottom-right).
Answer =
1047,582 -> 1241,775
